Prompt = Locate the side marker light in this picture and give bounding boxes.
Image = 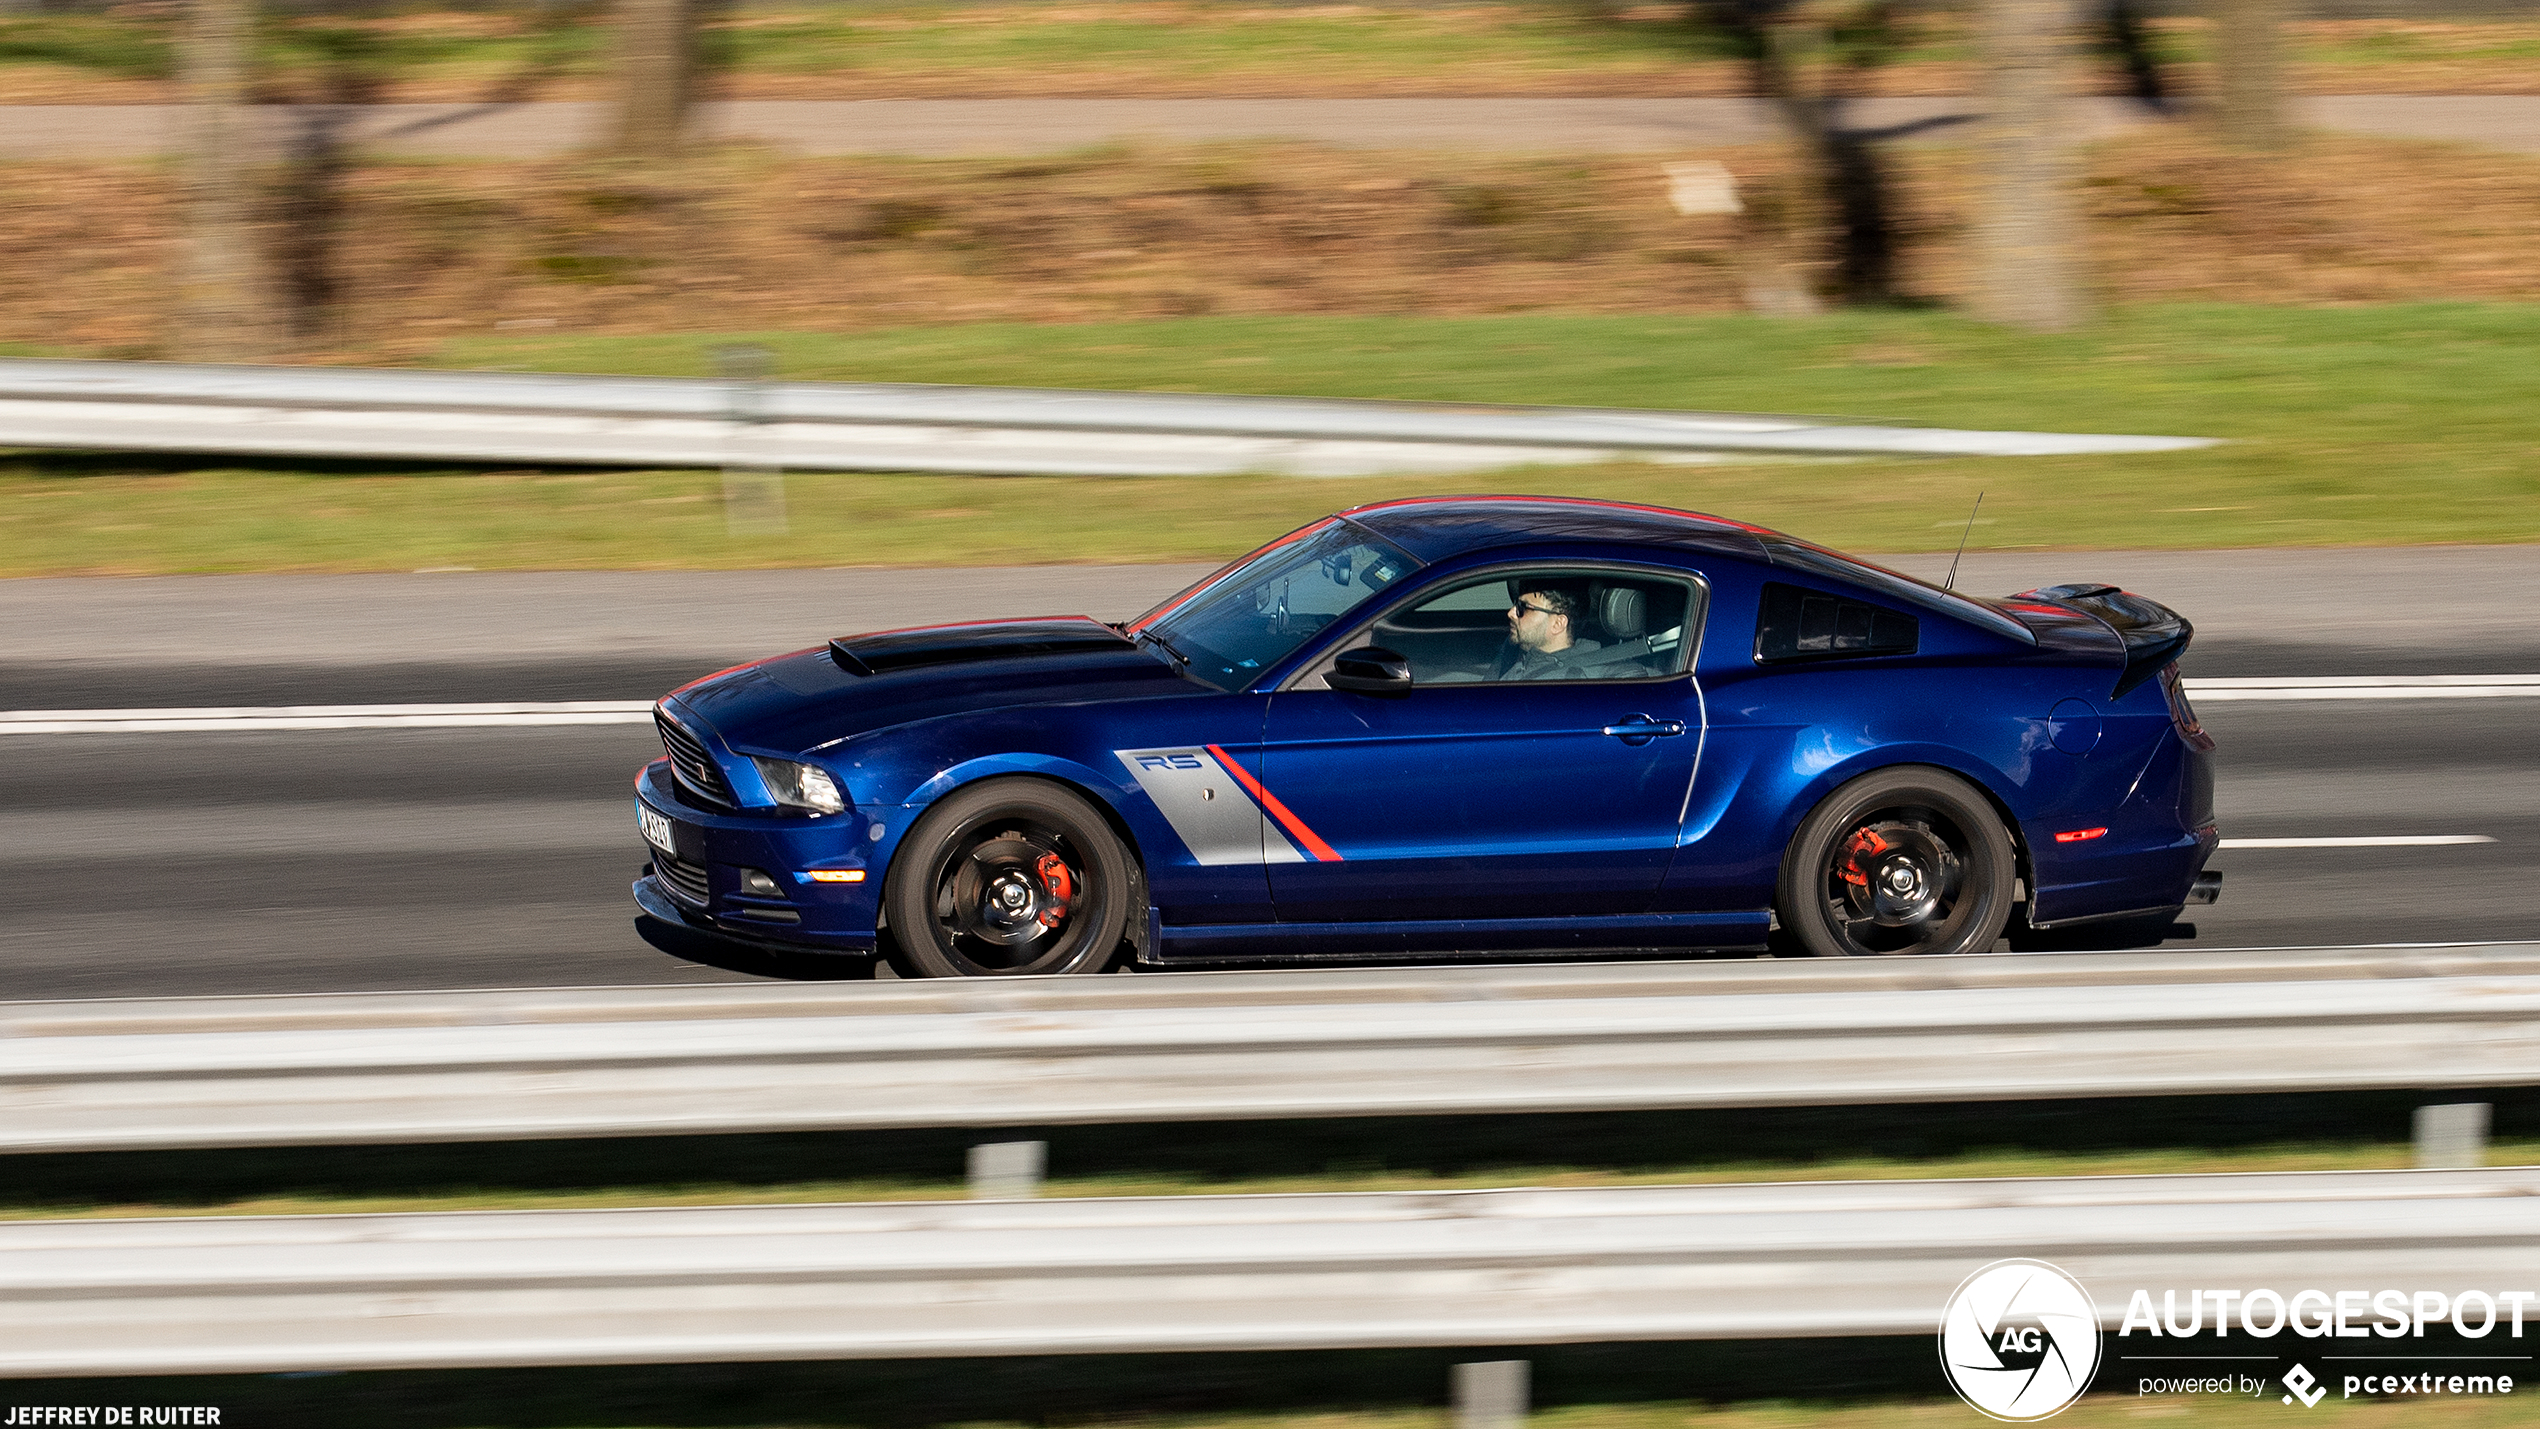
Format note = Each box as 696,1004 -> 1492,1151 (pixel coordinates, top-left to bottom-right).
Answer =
805,869 -> 867,883
2054,827 -> 2109,843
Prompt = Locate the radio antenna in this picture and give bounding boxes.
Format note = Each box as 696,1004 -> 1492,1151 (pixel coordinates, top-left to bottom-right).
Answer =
1943,491 -> 1985,592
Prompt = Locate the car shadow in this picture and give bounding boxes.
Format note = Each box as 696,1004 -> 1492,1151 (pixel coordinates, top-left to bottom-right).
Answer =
634,915 -> 880,981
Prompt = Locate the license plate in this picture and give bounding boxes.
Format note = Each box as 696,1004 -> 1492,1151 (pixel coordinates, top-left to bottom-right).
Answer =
637,802 -> 678,855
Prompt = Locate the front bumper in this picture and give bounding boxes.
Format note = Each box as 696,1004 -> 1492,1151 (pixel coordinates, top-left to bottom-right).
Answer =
632,875 -> 879,963
631,757 -> 892,951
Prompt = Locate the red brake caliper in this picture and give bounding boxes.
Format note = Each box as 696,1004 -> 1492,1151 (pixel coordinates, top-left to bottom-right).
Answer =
1034,853 -> 1075,928
1839,828 -> 1888,889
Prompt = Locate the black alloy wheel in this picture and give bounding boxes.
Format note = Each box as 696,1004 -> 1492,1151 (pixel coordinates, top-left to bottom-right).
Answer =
883,779 -> 1136,978
1776,766 -> 2017,958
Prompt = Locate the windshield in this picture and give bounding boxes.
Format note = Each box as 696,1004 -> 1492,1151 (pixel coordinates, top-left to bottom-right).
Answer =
1136,519 -> 1421,691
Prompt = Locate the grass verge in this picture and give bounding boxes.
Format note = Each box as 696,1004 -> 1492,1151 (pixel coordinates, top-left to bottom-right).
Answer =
4,304 -> 2536,574
10,1089 -> 2532,1221
4,4 -> 2539,102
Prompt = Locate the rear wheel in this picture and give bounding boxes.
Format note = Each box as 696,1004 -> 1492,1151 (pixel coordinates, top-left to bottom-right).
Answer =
1777,767 -> 2017,958
884,779 -> 1134,978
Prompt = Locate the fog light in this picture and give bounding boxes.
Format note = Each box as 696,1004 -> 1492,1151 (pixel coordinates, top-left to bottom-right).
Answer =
805,869 -> 866,883
740,868 -> 781,894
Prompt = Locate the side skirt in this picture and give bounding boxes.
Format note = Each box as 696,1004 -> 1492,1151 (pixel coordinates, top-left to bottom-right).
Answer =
1153,910 -> 1771,963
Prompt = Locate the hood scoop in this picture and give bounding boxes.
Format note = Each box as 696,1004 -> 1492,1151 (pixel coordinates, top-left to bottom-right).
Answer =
829,615 -> 1135,677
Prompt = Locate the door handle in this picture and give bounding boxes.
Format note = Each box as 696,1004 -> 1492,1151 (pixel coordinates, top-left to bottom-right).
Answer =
1603,715 -> 1687,745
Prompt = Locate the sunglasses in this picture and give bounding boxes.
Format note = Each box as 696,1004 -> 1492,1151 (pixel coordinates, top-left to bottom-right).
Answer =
1513,600 -> 1561,617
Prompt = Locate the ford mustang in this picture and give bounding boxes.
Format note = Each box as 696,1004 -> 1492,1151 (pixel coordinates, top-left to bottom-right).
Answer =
631,496 -> 2219,976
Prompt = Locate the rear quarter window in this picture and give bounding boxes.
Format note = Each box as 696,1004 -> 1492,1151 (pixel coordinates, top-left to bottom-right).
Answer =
1754,581 -> 1918,663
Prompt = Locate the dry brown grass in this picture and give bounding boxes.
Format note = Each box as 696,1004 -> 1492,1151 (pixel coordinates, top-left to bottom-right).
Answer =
7,128 -> 2536,362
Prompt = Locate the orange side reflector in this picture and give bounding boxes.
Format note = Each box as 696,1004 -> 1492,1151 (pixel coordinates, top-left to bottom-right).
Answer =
2054,827 -> 2109,843
805,869 -> 867,883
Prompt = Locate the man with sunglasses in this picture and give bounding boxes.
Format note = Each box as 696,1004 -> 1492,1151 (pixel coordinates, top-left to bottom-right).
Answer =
1493,580 -> 1614,681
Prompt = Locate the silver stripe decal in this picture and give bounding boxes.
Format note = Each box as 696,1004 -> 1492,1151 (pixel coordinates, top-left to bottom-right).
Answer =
1117,746 -> 1285,867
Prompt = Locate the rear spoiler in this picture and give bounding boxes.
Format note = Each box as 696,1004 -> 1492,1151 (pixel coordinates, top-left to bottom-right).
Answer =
2013,583 -> 2194,699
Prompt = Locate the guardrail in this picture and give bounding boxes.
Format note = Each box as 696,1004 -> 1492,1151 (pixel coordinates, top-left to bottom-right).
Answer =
7,1167 -> 2535,1376
0,359 -> 2216,478
8,944 -> 2538,1155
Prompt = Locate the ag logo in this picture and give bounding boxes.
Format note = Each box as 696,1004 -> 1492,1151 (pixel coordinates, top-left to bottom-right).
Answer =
1939,1259 -> 2103,1421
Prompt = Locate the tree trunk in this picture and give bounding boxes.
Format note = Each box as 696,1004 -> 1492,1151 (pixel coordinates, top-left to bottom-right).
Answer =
2214,0 -> 2287,151
1970,0 -> 2088,332
2103,0 -> 2168,109
178,0 -> 274,361
611,0 -> 695,156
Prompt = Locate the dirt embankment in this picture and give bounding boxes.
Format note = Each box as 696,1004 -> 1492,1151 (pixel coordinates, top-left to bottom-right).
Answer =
6,128 -> 2536,362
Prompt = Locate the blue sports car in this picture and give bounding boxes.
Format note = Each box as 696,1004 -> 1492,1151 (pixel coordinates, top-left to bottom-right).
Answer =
631,496 -> 2220,977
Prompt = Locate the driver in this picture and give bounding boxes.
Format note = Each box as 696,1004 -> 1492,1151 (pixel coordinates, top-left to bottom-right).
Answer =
1493,581 -> 1606,680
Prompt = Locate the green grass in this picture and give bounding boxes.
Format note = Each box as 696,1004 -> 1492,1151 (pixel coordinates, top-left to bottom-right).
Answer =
0,11 -> 168,77
6,304 -> 2536,574
5,3 -> 2532,94
5,1137 -> 2529,1222
11,1090 -> 2532,1221
697,0 -> 1759,81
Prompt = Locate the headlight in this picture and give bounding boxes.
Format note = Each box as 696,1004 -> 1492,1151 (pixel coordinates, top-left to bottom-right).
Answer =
752,757 -> 847,815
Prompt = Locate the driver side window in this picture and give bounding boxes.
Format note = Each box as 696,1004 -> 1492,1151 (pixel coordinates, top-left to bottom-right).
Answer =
1328,568 -> 1698,686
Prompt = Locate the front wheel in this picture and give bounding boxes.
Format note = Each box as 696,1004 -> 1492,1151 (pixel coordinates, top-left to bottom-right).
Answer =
884,779 -> 1135,978
1776,767 -> 2017,958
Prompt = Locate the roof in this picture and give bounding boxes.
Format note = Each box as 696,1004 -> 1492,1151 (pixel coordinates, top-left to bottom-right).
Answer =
1337,496 -> 1776,565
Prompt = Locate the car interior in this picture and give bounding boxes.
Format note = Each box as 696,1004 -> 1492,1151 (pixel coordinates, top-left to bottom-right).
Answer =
1323,570 -> 1697,685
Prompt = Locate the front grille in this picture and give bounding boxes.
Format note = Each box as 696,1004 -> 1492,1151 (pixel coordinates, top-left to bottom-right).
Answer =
656,711 -> 736,809
654,850 -> 711,904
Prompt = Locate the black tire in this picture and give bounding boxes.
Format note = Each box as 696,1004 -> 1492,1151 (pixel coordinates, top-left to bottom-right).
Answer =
1776,766 -> 2017,958
883,779 -> 1135,978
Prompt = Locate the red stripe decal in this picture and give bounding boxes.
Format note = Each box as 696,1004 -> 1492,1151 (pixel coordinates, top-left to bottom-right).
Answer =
1206,744 -> 1343,863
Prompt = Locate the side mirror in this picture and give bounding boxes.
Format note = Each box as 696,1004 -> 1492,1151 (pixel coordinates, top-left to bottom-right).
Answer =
1327,646 -> 1412,696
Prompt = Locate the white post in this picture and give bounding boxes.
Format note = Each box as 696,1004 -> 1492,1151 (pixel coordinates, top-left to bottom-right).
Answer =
1453,1360 -> 1529,1429
968,1140 -> 1046,1199
716,343 -> 787,536
2415,1103 -> 2490,1169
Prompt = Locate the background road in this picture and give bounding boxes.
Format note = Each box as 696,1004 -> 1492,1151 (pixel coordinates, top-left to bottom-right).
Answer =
5,547 -> 2534,1000
6,96 -> 2540,159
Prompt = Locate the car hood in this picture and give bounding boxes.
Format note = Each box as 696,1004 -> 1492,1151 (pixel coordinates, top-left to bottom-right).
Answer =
662,616 -> 1194,757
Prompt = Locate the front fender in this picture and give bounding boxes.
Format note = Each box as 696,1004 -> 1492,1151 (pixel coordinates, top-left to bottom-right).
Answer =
904,751 -> 1131,813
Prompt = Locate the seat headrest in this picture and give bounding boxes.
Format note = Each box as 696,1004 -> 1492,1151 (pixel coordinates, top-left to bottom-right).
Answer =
1596,585 -> 1648,641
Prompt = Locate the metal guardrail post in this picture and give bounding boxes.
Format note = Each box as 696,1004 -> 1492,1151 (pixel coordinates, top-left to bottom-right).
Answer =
715,343 -> 786,536
2416,1103 -> 2490,1168
1454,1360 -> 1528,1429
969,1140 -> 1046,1199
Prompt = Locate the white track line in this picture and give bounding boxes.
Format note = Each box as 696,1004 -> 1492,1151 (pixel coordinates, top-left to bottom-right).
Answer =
2219,835 -> 2497,849
2188,675 -> 2540,701
0,702 -> 653,734
2,675 -> 2536,733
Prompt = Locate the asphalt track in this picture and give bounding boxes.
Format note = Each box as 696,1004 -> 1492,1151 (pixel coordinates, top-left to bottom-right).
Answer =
8,96 -> 2540,158
4,547 -> 2535,1001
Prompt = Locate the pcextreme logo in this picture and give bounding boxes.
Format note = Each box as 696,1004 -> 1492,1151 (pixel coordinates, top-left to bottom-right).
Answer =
1940,1259 -> 2103,1421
